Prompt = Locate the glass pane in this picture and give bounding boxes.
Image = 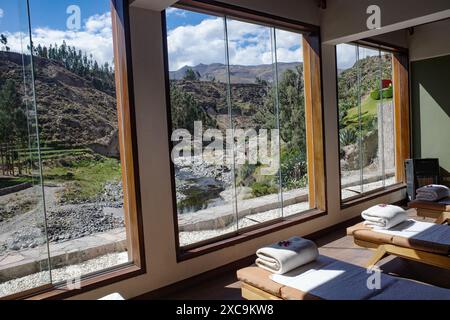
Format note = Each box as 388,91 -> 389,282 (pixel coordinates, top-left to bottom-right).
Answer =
27,0 -> 129,284
359,46 -> 384,193
275,29 -> 310,217
0,0 -> 51,297
227,19 -> 282,228
380,51 -> 396,187
166,9 -> 237,247
337,44 -> 362,200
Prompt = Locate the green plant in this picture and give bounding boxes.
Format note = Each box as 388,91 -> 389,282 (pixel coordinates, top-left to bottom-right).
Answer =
44,155 -> 121,203
237,161 -> 257,186
370,89 -> 380,100
382,85 -> 393,99
339,127 -> 358,147
280,148 -> 308,190
251,181 -> 278,197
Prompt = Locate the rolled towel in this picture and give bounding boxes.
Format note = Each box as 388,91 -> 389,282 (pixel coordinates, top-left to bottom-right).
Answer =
256,237 -> 318,274
416,184 -> 450,201
361,204 -> 407,229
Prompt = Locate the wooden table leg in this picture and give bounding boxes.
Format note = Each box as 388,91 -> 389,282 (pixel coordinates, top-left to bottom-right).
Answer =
365,245 -> 388,268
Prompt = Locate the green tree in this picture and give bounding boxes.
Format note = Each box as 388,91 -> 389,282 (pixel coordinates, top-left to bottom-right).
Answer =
253,66 -> 307,189
255,65 -> 306,151
0,80 -> 28,175
0,34 -> 10,52
170,83 -> 215,133
183,68 -> 200,81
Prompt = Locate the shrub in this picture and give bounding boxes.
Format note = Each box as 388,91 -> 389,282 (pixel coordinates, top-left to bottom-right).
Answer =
251,181 -> 278,197
339,127 -> 358,147
370,89 -> 380,100
382,85 -> 393,99
280,148 -> 308,189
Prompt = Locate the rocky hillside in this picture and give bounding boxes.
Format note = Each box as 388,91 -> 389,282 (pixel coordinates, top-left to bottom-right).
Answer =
172,79 -> 269,130
0,51 -> 119,157
338,54 -> 392,104
170,62 -> 300,84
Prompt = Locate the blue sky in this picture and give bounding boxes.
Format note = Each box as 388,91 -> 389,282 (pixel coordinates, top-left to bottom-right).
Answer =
166,7 -> 207,31
0,0 -> 109,32
165,7 -> 304,71
0,0 -> 113,64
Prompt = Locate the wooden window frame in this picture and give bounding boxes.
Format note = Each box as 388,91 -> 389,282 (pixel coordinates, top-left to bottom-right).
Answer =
162,0 -> 327,262
335,40 -> 410,208
2,0 -> 145,300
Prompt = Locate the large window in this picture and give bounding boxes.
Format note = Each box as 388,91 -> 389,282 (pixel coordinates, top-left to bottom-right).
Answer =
337,43 -> 400,202
165,3 -> 325,251
0,0 -> 142,299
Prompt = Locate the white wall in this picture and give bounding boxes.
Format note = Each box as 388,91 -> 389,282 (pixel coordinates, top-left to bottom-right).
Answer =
409,19 -> 450,61
70,1 -> 407,299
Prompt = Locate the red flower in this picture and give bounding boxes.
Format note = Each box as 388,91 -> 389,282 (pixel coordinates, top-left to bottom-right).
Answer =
278,240 -> 291,247
382,79 -> 392,89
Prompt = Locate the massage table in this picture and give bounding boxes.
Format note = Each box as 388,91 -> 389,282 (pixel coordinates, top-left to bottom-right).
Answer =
347,219 -> 450,270
237,255 -> 450,300
408,198 -> 450,224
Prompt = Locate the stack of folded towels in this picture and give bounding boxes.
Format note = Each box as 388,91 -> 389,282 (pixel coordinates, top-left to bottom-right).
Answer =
256,236 -> 318,274
361,204 -> 407,229
416,184 -> 450,201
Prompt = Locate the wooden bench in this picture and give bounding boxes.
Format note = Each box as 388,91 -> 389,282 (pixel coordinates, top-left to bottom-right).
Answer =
408,198 -> 450,224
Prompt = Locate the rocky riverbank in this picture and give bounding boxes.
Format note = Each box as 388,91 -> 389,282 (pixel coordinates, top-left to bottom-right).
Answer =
0,181 -> 124,255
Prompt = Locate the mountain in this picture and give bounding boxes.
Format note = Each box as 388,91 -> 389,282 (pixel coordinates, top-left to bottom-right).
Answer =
170,62 -> 301,84
337,54 -> 392,103
0,51 -> 119,157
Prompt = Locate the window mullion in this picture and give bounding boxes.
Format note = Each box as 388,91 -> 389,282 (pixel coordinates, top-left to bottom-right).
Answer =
223,15 -> 239,232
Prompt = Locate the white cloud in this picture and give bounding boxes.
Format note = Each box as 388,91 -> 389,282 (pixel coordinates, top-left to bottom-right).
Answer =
167,17 -> 303,71
0,8 -> 4,18
336,43 -> 380,70
166,8 -> 187,17
4,12 -> 113,65
336,43 -> 358,70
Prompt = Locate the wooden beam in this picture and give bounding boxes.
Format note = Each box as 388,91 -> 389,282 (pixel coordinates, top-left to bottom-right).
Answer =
354,239 -> 450,271
241,282 -> 282,300
111,0 -> 145,268
392,53 -> 411,184
303,34 -> 326,211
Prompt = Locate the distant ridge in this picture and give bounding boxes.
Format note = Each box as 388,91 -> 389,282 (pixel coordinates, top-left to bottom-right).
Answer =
170,62 -> 302,84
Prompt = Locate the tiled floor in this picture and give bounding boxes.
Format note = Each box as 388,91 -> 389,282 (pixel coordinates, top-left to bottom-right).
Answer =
161,215 -> 450,300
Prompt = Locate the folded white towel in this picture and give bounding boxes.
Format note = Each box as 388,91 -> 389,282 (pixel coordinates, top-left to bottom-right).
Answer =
416,184 -> 450,201
361,204 -> 407,229
256,237 -> 318,274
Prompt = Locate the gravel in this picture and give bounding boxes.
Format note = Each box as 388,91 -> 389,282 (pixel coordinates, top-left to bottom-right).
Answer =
0,181 -> 125,254
0,252 -> 129,298
45,204 -> 124,243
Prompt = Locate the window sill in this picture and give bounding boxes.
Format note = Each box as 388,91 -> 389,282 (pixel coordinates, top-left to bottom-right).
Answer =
177,208 -> 327,262
340,183 -> 406,210
17,264 -> 145,300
